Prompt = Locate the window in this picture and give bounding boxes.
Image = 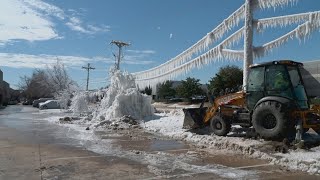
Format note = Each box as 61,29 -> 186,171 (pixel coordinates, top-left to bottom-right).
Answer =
288,66 -> 308,109
266,65 -> 293,98
247,67 -> 264,91
288,66 -> 301,87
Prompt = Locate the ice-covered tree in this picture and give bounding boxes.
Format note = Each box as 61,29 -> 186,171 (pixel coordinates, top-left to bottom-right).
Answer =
46,61 -> 78,95
19,61 -> 78,101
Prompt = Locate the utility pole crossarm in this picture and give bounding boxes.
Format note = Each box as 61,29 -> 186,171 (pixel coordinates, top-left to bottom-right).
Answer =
110,40 -> 130,70
82,63 -> 95,91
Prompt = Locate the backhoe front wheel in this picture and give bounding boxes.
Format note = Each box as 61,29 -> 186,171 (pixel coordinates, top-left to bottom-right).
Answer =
252,101 -> 292,139
210,116 -> 231,136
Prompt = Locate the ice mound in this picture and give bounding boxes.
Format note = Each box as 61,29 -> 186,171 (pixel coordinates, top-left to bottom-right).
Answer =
70,91 -> 89,114
93,70 -> 154,120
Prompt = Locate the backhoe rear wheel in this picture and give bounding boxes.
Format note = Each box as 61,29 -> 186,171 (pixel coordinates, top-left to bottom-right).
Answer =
252,101 -> 292,139
210,116 -> 231,136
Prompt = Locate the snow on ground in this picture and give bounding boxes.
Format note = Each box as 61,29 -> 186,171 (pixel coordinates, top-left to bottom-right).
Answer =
167,103 -> 200,109
143,108 -> 320,175
39,100 -> 320,175
36,70 -> 320,176
37,110 -> 258,178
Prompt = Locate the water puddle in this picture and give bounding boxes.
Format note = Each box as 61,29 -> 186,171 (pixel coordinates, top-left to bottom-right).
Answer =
150,139 -> 186,151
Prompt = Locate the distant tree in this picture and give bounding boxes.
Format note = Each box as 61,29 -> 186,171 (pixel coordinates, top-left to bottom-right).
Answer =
208,65 -> 243,96
176,77 -> 203,99
157,81 -> 176,99
18,69 -> 52,99
140,86 -> 152,95
144,86 -> 152,95
18,61 -> 78,100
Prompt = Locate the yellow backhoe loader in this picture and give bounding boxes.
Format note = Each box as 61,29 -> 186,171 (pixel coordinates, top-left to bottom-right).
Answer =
183,60 -> 320,141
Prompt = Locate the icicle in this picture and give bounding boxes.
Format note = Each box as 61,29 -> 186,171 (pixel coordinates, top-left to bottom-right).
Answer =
254,11 -> 320,32
253,0 -> 298,10
253,19 -> 320,59
134,28 -> 245,88
132,4 -> 245,80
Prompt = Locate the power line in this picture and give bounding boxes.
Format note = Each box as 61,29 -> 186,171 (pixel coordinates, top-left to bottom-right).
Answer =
82,63 -> 95,91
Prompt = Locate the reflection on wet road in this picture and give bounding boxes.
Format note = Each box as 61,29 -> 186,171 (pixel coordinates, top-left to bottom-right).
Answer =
0,105 -> 318,179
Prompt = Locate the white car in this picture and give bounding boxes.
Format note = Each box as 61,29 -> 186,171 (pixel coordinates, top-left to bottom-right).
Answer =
39,100 -> 60,110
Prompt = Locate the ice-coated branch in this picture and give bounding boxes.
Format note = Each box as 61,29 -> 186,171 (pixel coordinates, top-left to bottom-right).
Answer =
254,11 -> 320,31
254,20 -> 320,58
253,0 -> 298,10
132,4 -> 245,78
134,29 -> 245,88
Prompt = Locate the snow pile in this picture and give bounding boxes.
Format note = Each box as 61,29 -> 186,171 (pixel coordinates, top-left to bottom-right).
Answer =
143,110 -> 185,136
70,91 -> 89,114
87,90 -> 106,103
93,70 -> 154,121
55,90 -> 71,109
143,109 -> 320,175
272,147 -> 320,174
144,111 -> 262,154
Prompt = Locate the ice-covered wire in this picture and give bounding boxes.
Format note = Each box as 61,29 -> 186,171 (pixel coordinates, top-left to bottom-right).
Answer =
253,0 -> 298,10
135,28 -> 245,88
132,4 -> 245,77
254,19 -> 320,58
254,11 -> 320,31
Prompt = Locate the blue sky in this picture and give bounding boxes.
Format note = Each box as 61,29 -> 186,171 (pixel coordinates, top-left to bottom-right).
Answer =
0,0 -> 319,90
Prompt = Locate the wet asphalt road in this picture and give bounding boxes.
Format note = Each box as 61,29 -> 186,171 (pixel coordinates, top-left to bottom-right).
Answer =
0,105 -> 318,180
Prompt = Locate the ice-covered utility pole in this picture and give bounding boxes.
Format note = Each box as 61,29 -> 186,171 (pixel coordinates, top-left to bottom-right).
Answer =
82,63 -> 95,91
110,40 -> 130,70
132,0 -> 320,89
243,0 -> 253,89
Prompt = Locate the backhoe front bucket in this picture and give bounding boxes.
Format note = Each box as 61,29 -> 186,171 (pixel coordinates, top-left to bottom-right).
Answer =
182,107 -> 207,129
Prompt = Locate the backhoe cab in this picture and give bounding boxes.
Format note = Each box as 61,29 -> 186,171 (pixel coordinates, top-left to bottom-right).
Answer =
183,60 -> 320,140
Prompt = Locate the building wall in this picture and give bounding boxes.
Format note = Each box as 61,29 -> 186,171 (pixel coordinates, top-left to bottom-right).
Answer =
0,69 -> 3,105
301,60 -> 320,97
0,69 -> 11,105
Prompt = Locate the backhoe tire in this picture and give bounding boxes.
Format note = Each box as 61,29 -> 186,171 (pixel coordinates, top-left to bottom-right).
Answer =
210,116 -> 231,136
252,101 -> 292,139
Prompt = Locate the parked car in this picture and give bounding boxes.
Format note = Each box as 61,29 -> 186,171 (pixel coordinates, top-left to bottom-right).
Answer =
23,99 -> 33,105
33,98 -> 53,108
39,100 -> 60,110
191,95 -> 207,103
8,100 -> 18,105
169,97 -> 183,103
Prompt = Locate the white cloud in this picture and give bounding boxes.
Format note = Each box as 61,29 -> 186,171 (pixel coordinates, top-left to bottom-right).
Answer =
0,0 -> 110,45
66,17 -> 90,34
127,50 -> 156,54
0,53 -> 154,69
169,33 -> 173,39
23,0 -> 65,20
0,53 -> 91,68
66,17 -> 110,34
0,0 -> 60,44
